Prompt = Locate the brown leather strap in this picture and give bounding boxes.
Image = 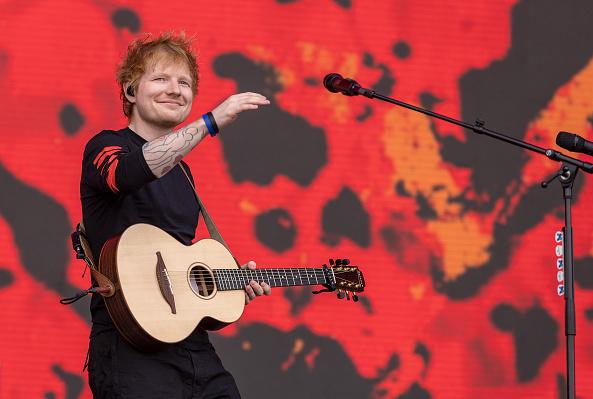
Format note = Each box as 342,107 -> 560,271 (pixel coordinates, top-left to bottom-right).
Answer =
77,222 -> 116,297
78,221 -> 96,268
90,269 -> 116,297
178,164 -> 233,252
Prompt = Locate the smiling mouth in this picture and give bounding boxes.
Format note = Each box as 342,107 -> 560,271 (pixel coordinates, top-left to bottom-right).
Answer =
158,101 -> 184,108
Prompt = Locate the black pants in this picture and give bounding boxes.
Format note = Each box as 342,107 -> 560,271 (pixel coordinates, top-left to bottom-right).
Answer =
88,330 -> 241,399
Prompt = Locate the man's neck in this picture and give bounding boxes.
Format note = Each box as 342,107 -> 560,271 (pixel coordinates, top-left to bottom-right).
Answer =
128,116 -> 173,142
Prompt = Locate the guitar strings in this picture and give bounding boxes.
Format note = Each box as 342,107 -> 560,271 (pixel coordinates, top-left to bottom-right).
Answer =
165,270 -> 328,282
154,269 -> 360,288
157,269 -> 356,277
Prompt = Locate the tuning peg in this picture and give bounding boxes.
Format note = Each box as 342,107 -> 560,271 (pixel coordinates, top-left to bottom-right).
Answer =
343,259 -> 350,265
352,294 -> 359,302
335,258 -> 342,266
329,259 -> 335,266
337,291 -> 345,300
346,291 -> 351,301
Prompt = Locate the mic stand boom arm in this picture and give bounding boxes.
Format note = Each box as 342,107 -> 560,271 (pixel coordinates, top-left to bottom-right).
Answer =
350,81 -> 587,399
359,87 -> 593,173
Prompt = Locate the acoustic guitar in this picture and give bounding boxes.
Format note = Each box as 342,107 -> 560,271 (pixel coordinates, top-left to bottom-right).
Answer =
98,223 -> 365,352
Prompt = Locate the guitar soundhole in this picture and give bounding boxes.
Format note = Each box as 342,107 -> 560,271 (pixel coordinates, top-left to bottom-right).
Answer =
188,263 -> 216,299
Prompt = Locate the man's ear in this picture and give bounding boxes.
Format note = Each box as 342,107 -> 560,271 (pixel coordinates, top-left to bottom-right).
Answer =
124,84 -> 136,103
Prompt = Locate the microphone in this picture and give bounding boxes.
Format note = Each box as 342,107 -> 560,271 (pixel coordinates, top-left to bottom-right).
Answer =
323,73 -> 374,97
556,131 -> 593,157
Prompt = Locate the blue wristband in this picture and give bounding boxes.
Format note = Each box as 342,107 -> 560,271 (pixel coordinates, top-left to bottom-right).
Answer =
202,113 -> 218,137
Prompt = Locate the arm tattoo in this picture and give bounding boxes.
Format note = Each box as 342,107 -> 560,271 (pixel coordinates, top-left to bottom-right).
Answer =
142,126 -> 205,177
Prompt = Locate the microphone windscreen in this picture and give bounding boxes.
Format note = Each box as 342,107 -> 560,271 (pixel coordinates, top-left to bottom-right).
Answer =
556,131 -> 578,150
323,73 -> 342,93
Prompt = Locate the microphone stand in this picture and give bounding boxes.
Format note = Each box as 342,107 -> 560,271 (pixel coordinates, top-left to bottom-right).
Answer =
346,82 -> 592,399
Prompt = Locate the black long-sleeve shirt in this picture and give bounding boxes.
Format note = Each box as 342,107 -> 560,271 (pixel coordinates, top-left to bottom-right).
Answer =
80,127 -> 208,347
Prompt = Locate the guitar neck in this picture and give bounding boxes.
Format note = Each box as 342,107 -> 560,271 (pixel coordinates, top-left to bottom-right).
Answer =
213,268 -> 333,291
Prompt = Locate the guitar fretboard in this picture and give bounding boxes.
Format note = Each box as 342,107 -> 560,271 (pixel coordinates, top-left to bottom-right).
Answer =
213,268 -> 332,291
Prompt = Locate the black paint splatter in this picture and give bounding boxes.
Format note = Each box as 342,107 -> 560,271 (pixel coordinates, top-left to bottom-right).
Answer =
111,8 -> 141,33
587,113 -> 593,129
397,382 -> 431,399
59,103 -> 85,136
0,268 -> 14,289
395,181 -> 412,197
380,226 -> 412,254
304,77 -> 319,86
491,303 -> 558,382
415,193 -> 437,220
376,353 -> 400,381
0,162 -> 89,322
419,92 -> 442,111
321,187 -> 371,247
284,287 -> 312,315
213,53 -> 327,186
393,41 -> 411,59
372,64 -> 395,96
334,0 -> 352,9
254,208 -> 296,253
45,364 -> 84,399
363,52 -> 375,67
574,256 -> 593,289
357,295 -> 373,314
414,341 -> 431,374
356,105 -> 373,122
210,323 -> 374,398
557,373 -> 566,399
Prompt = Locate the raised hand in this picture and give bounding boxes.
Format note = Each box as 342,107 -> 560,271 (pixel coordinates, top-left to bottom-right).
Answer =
210,92 -> 270,130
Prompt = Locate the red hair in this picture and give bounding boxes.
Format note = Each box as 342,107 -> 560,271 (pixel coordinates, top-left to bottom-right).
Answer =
116,32 -> 199,118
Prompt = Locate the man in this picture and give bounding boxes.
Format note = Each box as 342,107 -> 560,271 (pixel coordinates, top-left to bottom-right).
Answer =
81,32 -> 271,398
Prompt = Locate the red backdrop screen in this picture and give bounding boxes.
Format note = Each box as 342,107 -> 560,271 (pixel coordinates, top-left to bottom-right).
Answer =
1,1 -> 593,398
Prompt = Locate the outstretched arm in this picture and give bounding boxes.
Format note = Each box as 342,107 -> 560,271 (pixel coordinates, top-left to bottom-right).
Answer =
143,92 -> 270,178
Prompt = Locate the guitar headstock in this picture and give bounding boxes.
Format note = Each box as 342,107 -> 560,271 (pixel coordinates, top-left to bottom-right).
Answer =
328,258 -> 365,301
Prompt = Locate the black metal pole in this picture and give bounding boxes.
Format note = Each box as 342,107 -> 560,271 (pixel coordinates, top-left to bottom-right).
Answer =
560,164 -> 578,399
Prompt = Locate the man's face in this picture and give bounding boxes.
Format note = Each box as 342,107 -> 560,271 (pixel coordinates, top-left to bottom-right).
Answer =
131,57 -> 194,129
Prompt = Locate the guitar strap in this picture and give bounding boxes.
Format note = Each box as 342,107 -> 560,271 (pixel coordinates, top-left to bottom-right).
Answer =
178,164 -> 239,265
64,221 -> 116,300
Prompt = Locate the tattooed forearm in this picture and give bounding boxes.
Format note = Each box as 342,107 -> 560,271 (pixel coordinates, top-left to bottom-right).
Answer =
142,124 -> 208,177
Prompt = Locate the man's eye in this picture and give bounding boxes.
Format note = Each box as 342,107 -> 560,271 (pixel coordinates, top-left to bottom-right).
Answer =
180,81 -> 190,86
154,77 -> 165,81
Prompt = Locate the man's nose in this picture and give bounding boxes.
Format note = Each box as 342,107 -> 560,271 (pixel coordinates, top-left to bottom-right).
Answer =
166,80 -> 181,95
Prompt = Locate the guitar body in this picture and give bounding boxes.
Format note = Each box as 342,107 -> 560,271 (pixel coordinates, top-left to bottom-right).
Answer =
99,223 -> 245,352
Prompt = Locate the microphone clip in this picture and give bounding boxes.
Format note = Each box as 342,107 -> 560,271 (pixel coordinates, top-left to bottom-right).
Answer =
341,78 -> 362,96
541,164 -> 578,188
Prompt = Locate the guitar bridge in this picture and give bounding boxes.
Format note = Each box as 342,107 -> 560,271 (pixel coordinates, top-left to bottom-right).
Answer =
155,251 -> 176,314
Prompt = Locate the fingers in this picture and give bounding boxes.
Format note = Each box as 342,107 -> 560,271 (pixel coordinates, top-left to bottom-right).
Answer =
245,282 -> 257,300
244,280 -> 271,305
240,260 -> 256,270
232,92 -> 270,103
240,260 -> 271,305
253,281 -> 265,295
210,92 -> 270,130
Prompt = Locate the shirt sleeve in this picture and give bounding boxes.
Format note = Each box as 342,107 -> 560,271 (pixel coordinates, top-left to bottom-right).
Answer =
82,131 -> 156,194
